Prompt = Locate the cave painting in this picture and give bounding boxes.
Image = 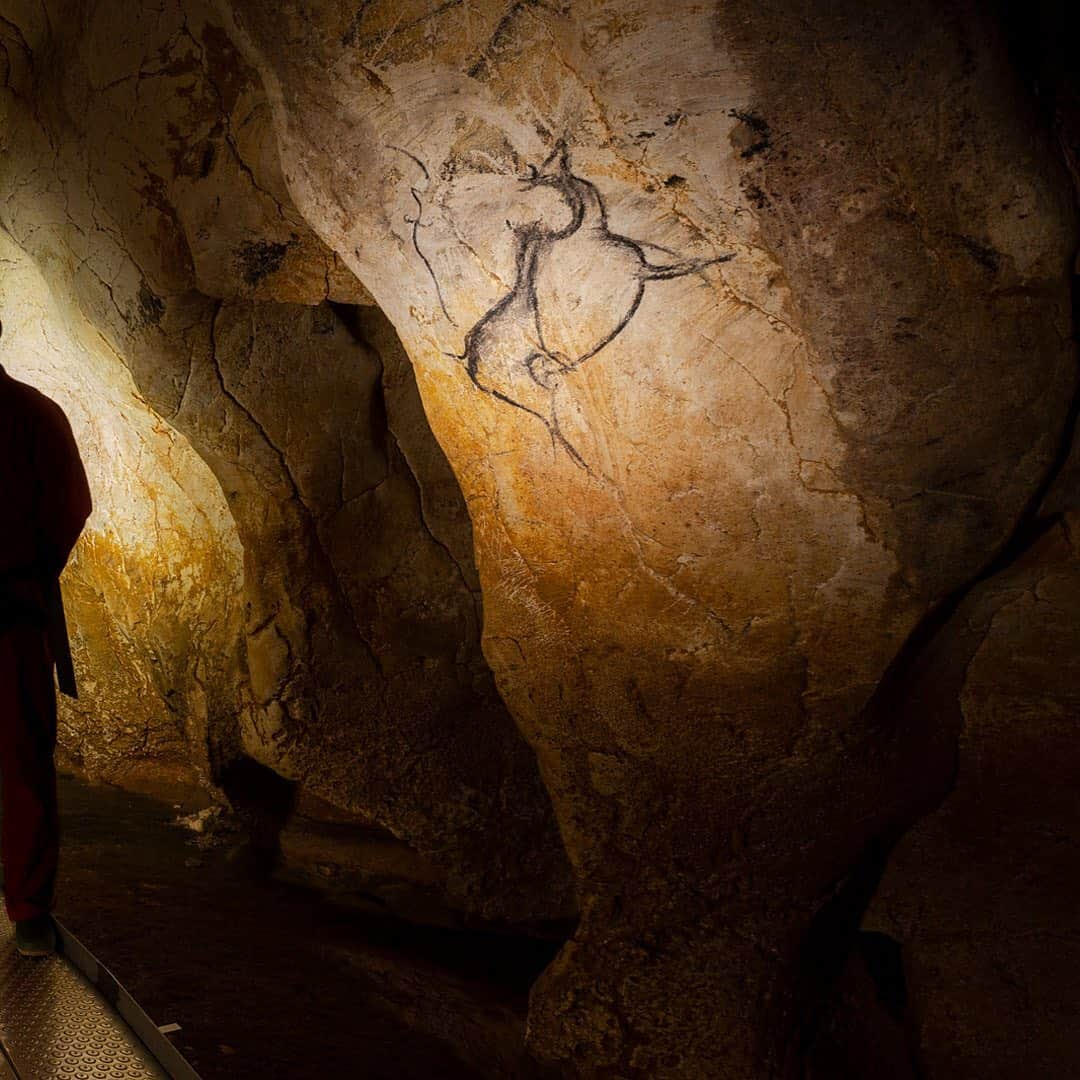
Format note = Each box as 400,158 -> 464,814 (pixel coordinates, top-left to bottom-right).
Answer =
397,143 -> 734,467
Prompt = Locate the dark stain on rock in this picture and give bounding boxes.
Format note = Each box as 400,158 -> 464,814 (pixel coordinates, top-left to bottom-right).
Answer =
951,233 -> 1001,273
344,0 -> 466,68
467,0 -> 546,79
341,2 -> 374,47
136,281 -> 165,327
893,316 -> 919,343
663,174 -> 687,189
236,238 -> 296,285
729,108 -> 772,159
199,140 -> 217,179
743,181 -> 769,210
201,24 -> 255,118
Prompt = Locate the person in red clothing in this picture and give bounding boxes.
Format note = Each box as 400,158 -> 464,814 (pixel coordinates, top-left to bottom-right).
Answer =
0,317 -> 92,956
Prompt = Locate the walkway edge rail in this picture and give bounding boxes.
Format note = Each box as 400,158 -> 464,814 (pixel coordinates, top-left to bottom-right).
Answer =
53,916 -> 202,1080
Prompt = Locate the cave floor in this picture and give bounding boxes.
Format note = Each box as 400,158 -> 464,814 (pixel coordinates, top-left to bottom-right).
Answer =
52,774 -> 558,1080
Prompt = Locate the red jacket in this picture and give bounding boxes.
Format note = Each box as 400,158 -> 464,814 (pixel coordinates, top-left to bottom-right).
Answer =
0,365 -> 92,595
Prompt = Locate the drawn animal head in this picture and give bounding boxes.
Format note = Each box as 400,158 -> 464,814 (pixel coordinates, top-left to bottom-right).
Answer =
520,140 -> 573,194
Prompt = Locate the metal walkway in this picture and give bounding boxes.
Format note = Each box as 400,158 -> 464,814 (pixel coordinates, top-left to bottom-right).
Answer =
0,904 -> 199,1080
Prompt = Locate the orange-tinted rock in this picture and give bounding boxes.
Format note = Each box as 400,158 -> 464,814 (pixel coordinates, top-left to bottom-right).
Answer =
0,231 -> 245,798
215,0 -> 1076,1072
0,0 -> 571,923
0,0 -> 1077,1073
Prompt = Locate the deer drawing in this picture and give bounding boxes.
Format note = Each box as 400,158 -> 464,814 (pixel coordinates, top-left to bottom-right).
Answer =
405,141 -> 735,467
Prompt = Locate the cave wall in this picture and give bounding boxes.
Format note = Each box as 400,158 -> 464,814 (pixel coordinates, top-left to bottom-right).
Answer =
0,0 -> 571,923
856,13 -> 1080,1077
0,229 -> 244,796
213,0 -> 1077,1074
0,0 -> 1077,1076
864,513 -> 1080,1078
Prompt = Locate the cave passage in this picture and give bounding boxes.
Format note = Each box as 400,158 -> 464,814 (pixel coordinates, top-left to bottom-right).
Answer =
0,218 -> 573,1078
1,1 -> 1078,1078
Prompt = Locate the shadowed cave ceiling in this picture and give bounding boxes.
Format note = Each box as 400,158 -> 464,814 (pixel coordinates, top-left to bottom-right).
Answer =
0,0 -> 1077,1077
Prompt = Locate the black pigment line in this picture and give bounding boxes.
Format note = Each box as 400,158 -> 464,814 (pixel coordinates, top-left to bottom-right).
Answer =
402,140 -> 735,468
388,144 -> 430,180
388,145 -> 456,325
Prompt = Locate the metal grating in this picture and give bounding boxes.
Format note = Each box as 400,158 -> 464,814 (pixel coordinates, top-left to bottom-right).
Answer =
0,906 -> 166,1080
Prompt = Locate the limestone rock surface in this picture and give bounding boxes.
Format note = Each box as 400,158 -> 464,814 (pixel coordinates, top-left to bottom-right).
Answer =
0,0 -> 1077,1074
0,0 -> 572,923
864,515 -> 1080,1079
215,0 -> 1077,1072
0,230 -> 244,796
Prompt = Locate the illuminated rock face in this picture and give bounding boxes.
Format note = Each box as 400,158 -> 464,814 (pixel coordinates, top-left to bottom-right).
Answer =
176,298 -> 571,918
0,0 -> 1076,1074
0,0 -> 571,923
0,231 -> 245,796
214,0 -> 1076,1074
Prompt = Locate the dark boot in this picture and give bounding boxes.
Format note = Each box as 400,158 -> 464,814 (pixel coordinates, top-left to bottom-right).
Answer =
15,914 -> 56,957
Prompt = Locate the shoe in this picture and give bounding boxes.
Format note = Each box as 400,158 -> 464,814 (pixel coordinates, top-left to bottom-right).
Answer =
15,915 -> 56,957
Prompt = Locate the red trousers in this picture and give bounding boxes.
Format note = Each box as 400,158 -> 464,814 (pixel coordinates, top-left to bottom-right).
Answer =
0,625 -> 58,921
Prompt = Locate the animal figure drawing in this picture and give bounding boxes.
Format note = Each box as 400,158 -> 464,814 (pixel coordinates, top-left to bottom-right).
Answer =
402,142 -> 734,466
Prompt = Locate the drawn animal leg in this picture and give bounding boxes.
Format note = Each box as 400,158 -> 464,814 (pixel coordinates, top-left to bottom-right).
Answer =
522,351 -> 587,468
525,350 -> 572,389
460,300 -> 586,468
639,252 -> 735,281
